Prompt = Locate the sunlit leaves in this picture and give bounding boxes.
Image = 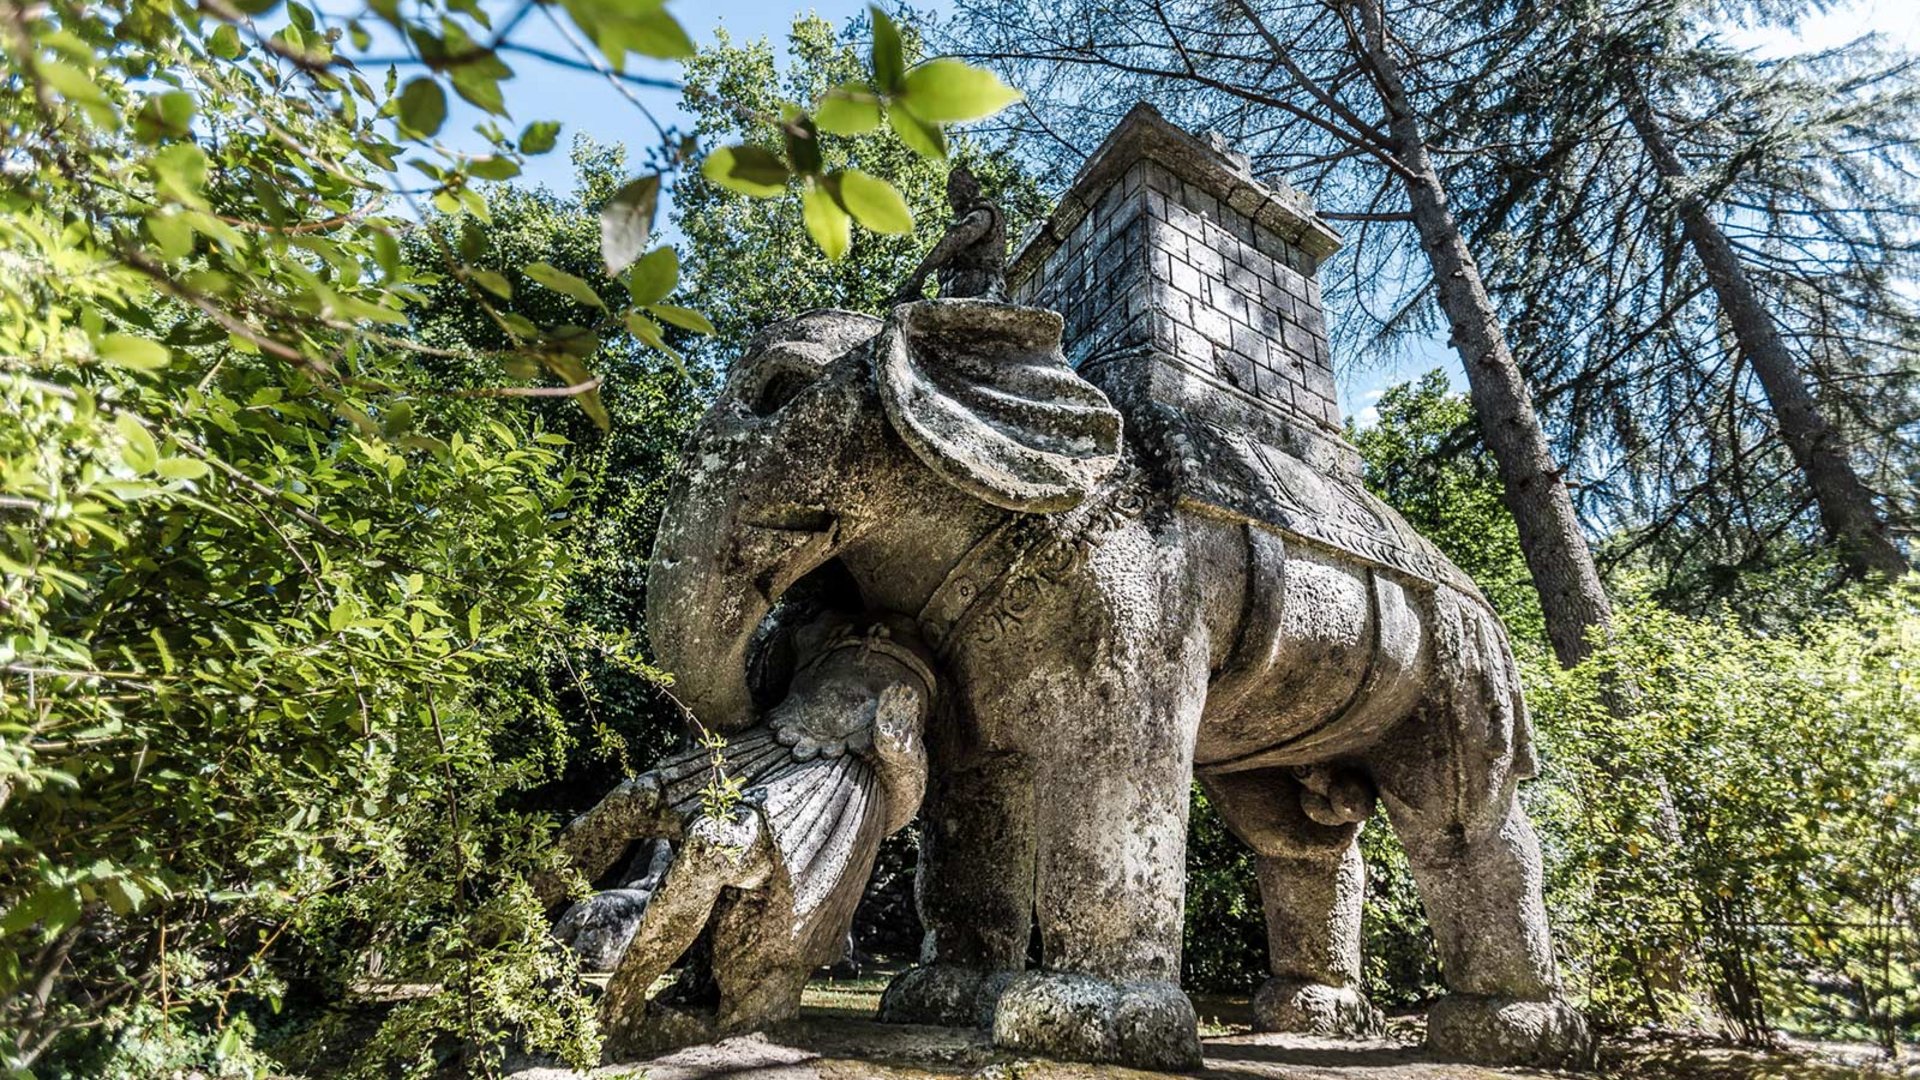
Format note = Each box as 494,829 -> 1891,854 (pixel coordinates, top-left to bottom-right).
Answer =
801,182 -> 851,261
648,304 -> 715,335
871,5 -> 905,93
885,105 -> 947,160
833,168 -> 913,233
625,246 -> 679,306
132,91 -> 194,143
690,2 -> 1020,256
148,143 -> 209,206
519,120 -> 562,154
896,59 -> 1022,123
814,83 -> 883,134
599,174 -> 660,275
96,334 -> 170,372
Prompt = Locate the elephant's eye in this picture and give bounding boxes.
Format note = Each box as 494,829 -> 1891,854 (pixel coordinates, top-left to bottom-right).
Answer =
748,368 -> 816,417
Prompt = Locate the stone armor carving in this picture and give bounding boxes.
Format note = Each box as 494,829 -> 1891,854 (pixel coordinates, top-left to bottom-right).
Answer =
545,107 -> 1593,1072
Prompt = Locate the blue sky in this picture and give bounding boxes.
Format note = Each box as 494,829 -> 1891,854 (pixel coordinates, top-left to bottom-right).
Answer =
348,0 -> 1920,422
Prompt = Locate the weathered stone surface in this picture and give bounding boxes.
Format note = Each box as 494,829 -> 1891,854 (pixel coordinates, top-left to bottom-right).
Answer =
1426,995 -> 1595,1069
991,972 -> 1202,1072
546,610 -> 939,1060
552,839 -> 674,971
1252,980 -> 1385,1039
621,105 -> 1585,1072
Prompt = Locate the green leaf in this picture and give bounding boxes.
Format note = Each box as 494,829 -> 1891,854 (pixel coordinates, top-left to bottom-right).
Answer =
834,169 -> 913,234
519,120 -> 561,154
155,457 -> 211,481
624,312 -> 682,367
449,55 -> 511,116
101,876 -> 145,916
814,83 -> 883,135
700,146 -> 788,197
209,24 -> 246,59
802,183 -> 851,261
870,6 -> 905,93
467,155 -> 521,181
524,261 -> 604,309
648,304 -> 715,335
147,212 -> 195,261
99,334 -> 170,371
37,59 -> 106,107
328,598 -> 360,632
897,59 -> 1023,123
468,268 -> 512,299
397,77 -> 447,137
133,90 -> 196,143
150,142 -> 209,204
625,246 -> 678,306
599,174 -> 660,276
886,104 -> 948,161
115,413 -> 158,473
622,8 -> 695,60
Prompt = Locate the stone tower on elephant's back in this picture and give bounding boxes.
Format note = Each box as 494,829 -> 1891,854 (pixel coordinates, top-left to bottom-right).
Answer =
1008,102 -> 1360,480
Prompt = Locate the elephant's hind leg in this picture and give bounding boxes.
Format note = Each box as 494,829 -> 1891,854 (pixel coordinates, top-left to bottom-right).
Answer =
1369,592 -> 1592,1068
1200,767 -> 1385,1038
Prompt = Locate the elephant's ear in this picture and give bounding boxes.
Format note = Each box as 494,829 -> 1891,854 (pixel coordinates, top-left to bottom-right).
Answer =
877,299 -> 1121,513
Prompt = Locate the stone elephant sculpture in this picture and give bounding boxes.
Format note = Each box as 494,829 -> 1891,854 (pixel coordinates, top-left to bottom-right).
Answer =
641,298 -> 1591,1070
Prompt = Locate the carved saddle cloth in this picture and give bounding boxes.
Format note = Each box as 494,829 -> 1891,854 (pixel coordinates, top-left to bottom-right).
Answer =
1166,415 -> 1484,601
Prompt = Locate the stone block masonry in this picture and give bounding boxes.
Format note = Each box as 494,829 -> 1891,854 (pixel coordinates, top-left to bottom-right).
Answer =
1009,103 -> 1360,479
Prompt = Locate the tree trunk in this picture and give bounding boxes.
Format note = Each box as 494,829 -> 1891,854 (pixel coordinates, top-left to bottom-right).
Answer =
1353,0 -> 1615,667
1621,79 -> 1910,580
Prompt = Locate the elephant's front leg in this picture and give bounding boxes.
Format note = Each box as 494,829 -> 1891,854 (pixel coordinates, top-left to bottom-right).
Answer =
878,728 -> 1035,1028
989,624 -> 1210,1071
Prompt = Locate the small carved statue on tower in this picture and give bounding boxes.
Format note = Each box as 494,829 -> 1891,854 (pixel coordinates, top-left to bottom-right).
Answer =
889,165 -> 1006,304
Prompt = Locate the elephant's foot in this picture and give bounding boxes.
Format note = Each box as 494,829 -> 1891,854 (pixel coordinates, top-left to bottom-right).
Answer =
991,972 -> 1202,1071
1425,995 -> 1594,1069
878,964 -> 1016,1029
599,999 -> 728,1062
1252,978 -> 1384,1038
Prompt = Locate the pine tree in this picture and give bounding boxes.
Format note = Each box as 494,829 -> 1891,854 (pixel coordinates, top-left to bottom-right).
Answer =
1443,0 -> 1920,591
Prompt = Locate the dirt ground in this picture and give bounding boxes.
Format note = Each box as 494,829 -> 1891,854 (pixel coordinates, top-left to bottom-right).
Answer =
507,977 -> 1919,1080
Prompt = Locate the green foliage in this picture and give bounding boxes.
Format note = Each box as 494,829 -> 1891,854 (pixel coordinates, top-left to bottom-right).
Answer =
695,5 -> 1023,260
0,0 -> 970,1071
676,13 -> 1050,357
1528,585 -> 1920,1048
1349,371 -> 1545,646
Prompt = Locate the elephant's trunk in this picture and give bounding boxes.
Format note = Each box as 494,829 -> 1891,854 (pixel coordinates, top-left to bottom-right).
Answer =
647,482 -> 842,732
644,540 -> 764,732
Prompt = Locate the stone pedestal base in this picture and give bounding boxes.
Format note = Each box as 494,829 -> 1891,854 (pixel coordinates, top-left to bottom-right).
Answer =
990,971 -> 1202,1071
879,964 -> 1016,1030
1251,979 -> 1384,1038
1425,995 -> 1594,1069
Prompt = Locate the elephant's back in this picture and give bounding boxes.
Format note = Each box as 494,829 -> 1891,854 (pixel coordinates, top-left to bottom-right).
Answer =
1193,523 -> 1433,771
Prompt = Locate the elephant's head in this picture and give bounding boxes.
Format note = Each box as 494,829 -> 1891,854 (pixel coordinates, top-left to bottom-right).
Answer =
646,299 -> 1123,731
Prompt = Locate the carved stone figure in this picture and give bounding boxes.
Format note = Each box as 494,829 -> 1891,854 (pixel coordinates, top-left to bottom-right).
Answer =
539,609 -> 934,1057
888,166 -> 1007,304
641,296 -> 1591,1070
577,105 -> 1591,1073
551,838 -> 673,971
